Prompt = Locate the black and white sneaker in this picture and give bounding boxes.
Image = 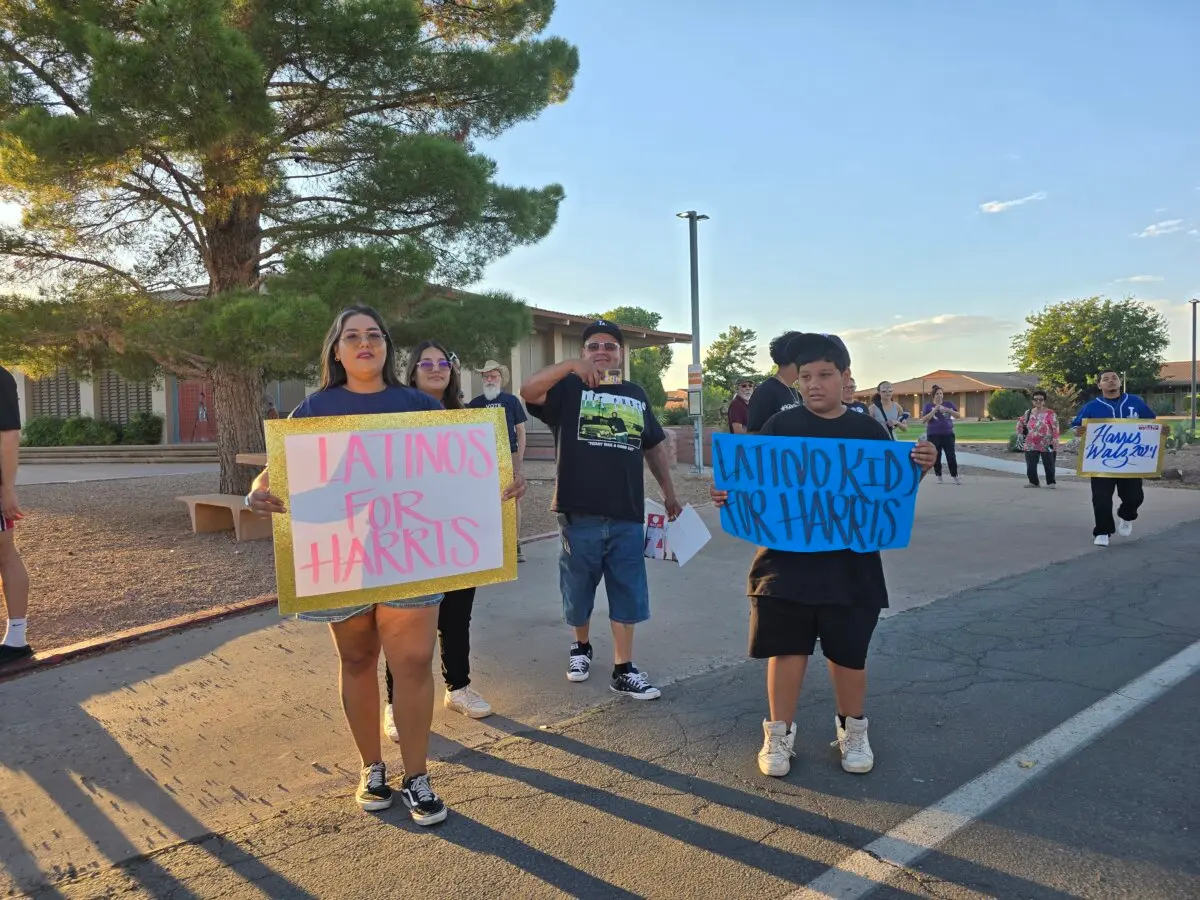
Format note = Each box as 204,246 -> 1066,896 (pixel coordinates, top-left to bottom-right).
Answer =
0,644 -> 33,666
401,773 -> 448,826
611,666 -> 661,700
567,642 -> 592,682
356,761 -> 393,812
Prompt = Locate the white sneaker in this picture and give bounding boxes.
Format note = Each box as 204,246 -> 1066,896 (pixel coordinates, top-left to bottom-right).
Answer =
834,715 -> 874,774
444,686 -> 492,719
935,475 -> 944,484
953,476 -> 963,485
1117,518 -> 1134,538
758,719 -> 797,777
1094,534 -> 1110,547
383,704 -> 400,743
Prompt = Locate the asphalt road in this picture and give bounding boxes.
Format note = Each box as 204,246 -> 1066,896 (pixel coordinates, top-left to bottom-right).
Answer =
10,511 -> 1197,900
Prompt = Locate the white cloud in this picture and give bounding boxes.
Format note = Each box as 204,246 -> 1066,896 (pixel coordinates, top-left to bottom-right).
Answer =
1134,219 -> 1185,238
1155,207 -> 1168,213
1116,275 -> 1164,283
841,314 -> 1015,347
978,192 -> 1046,214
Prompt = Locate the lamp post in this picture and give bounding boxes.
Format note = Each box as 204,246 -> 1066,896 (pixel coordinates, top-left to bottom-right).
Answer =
677,210 -> 709,473
1190,298 -> 1199,435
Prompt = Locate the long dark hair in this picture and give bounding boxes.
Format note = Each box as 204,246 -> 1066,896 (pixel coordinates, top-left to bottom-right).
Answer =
319,306 -> 402,390
405,339 -> 463,410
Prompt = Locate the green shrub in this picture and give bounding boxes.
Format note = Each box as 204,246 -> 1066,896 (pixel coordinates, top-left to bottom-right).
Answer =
662,406 -> 691,427
121,411 -> 164,445
1149,396 -> 1177,416
21,416 -> 66,446
988,390 -> 1029,420
58,415 -> 120,446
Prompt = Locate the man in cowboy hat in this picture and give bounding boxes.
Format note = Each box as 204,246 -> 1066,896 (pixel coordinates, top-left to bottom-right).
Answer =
468,358 -> 529,561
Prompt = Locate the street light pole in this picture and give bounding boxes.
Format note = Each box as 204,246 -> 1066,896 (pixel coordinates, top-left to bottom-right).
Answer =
1190,298 -> 1198,435
677,210 -> 709,473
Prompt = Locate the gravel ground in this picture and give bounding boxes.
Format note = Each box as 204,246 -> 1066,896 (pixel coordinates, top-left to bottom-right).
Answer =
10,463 -> 719,652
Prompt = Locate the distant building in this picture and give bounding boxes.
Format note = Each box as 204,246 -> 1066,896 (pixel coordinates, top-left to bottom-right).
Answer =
664,389 -> 687,410
855,364 -> 1196,419
855,370 -> 1039,419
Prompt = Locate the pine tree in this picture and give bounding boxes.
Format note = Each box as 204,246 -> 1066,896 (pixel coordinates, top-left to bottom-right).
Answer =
0,0 -> 577,492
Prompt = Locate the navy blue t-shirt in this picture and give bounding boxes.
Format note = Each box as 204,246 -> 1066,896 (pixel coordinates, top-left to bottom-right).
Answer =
466,391 -> 528,452
289,384 -> 443,419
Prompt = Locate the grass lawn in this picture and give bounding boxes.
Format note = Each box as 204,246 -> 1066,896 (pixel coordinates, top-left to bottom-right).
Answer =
905,420 -> 1019,441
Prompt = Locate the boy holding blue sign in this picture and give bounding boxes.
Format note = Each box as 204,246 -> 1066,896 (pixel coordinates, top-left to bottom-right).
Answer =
712,334 -> 936,779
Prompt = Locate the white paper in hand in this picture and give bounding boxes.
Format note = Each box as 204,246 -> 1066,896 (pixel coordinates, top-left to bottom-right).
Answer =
664,503 -> 711,567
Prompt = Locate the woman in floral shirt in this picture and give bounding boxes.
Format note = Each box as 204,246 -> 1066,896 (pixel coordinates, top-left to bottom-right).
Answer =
1016,390 -> 1059,488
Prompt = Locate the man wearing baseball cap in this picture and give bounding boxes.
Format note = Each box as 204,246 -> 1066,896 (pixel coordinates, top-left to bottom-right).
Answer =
467,359 -> 529,561
521,320 -> 681,700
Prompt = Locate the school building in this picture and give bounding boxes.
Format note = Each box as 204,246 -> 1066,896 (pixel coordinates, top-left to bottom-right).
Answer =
8,291 -> 691,446
855,364 -> 1196,419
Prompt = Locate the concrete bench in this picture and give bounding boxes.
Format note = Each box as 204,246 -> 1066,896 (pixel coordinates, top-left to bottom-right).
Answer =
177,494 -> 273,542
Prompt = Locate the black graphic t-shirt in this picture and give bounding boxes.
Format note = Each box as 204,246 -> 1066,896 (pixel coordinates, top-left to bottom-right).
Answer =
527,374 -> 665,522
466,391 -> 528,452
748,377 -> 800,433
845,401 -> 870,415
0,366 -> 18,488
746,405 -> 892,609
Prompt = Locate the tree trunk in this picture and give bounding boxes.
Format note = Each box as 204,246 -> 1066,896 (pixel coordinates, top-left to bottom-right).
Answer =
211,363 -> 267,495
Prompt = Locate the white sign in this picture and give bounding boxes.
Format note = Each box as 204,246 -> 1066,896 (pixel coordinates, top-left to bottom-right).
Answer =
1077,420 -> 1165,478
283,422 -> 506,598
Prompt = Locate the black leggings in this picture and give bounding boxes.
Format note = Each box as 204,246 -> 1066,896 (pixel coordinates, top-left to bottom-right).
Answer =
385,587 -> 477,702
1024,450 -> 1056,486
928,432 -> 958,477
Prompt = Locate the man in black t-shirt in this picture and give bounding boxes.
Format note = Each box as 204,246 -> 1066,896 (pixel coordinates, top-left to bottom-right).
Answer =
467,359 -> 529,560
843,377 -> 869,415
522,320 -> 681,701
713,334 -> 936,779
0,364 -> 32,666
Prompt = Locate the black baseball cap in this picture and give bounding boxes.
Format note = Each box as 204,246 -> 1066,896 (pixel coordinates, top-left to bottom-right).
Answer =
582,320 -> 625,346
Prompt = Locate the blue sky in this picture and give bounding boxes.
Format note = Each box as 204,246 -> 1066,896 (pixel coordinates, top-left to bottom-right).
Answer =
476,0 -> 1200,390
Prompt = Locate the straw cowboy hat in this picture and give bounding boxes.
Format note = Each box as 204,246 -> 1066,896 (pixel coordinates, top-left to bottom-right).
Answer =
474,359 -> 510,386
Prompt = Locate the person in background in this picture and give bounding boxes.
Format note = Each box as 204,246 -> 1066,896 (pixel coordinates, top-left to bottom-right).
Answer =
383,341 -> 527,733
711,334 -> 937,779
0,363 -> 31,667
1017,389 -> 1059,489
727,376 -> 755,433
747,331 -> 803,432
521,320 -> 681,700
919,385 -> 961,484
842,377 -> 869,415
468,359 -> 529,562
1071,370 -> 1155,547
246,307 -> 449,823
869,382 -> 909,439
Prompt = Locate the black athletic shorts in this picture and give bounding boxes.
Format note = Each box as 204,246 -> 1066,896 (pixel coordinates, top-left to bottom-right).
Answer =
748,597 -> 881,670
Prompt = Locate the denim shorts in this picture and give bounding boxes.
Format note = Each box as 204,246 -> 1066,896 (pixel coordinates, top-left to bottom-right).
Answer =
557,513 -> 650,626
295,593 -> 443,624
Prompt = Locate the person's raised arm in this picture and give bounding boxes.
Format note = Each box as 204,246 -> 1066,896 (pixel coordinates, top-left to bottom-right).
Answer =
520,359 -> 597,406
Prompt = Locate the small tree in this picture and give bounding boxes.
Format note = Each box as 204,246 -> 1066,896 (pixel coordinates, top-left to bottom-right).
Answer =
988,389 -> 1029,420
1011,297 -> 1169,393
703,326 -> 758,391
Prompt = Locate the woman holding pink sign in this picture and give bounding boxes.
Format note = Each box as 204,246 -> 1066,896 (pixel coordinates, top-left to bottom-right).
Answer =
246,307 -> 516,825
380,340 -> 525,738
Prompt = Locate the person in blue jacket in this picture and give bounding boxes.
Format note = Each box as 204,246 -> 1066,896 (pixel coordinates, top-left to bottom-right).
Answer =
1070,369 -> 1156,547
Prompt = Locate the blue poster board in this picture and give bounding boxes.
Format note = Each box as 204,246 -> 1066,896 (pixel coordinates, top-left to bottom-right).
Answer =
712,433 -> 921,553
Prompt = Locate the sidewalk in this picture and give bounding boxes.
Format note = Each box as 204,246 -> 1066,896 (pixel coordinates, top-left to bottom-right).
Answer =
2,479 -> 1197,897
16,463 -> 219,485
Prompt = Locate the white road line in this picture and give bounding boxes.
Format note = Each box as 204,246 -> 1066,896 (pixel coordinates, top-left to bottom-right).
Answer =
787,639 -> 1200,900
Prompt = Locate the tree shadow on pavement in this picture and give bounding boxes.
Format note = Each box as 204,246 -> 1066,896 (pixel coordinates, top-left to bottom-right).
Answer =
0,621 -> 316,900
